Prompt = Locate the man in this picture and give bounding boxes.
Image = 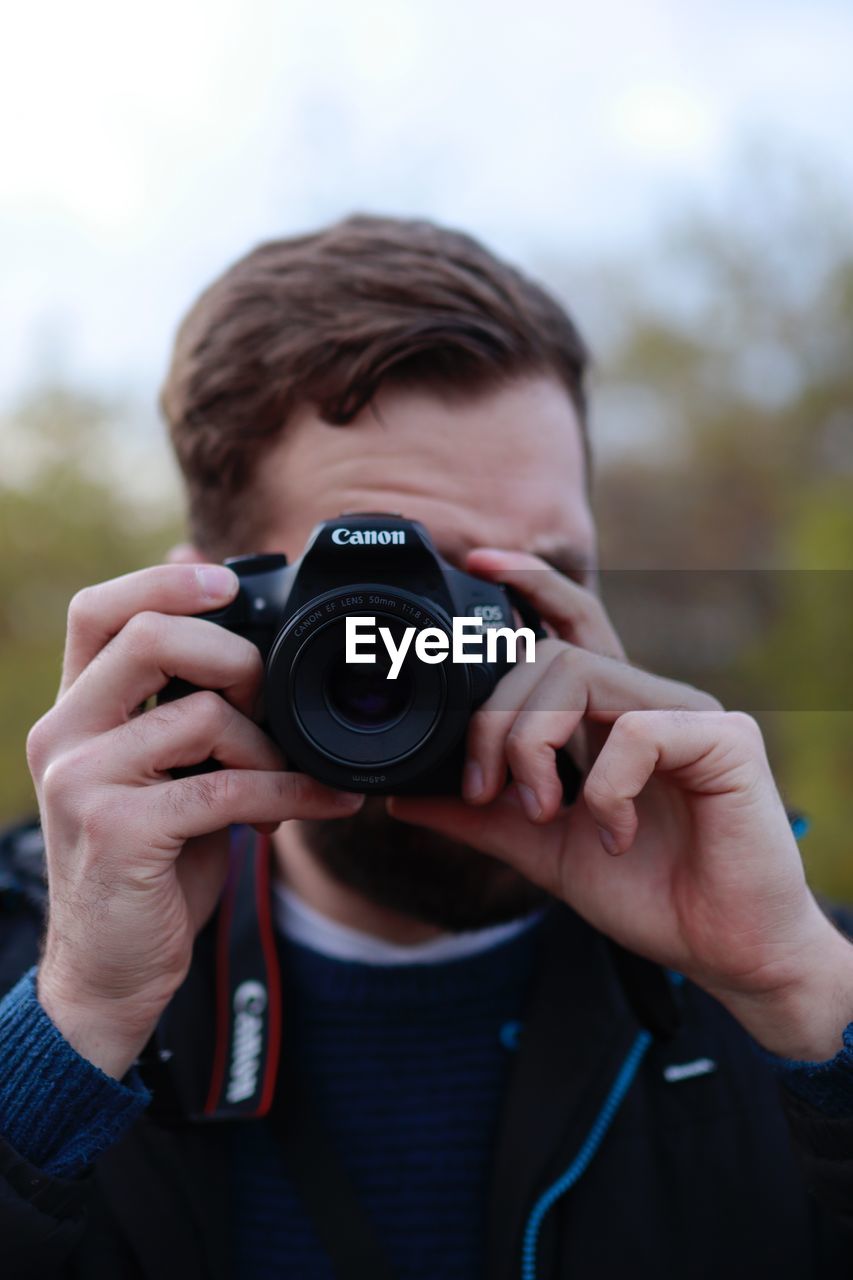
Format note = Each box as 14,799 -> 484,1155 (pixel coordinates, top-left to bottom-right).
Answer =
1,215 -> 851,1280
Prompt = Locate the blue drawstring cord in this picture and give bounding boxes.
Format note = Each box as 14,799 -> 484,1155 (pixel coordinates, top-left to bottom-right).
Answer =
520,973 -> 684,1279
789,812 -> 810,841
519,1028 -> 652,1280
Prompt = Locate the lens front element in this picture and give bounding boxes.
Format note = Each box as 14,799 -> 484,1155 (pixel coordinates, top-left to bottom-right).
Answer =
324,644 -> 414,731
264,587 -> 474,791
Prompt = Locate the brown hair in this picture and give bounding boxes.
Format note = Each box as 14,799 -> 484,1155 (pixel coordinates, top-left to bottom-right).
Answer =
161,214 -> 590,555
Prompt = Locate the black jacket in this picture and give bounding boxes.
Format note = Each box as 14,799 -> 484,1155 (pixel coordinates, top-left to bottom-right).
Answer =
1,818 -> 852,1280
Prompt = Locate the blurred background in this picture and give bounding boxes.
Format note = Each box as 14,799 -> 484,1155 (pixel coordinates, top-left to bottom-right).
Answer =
1,0 -> 850,894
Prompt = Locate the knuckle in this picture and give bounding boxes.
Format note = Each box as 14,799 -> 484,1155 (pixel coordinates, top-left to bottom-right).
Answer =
197,767 -> 237,811
41,754 -> 76,803
138,697 -> 184,735
129,696 -> 192,749
39,757 -> 65,802
167,770 -> 226,822
192,771 -> 226,812
66,585 -> 97,633
553,645 -> 581,676
124,704 -> 167,750
666,706 -> 702,729
613,709 -> 648,742
724,710 -> 763,743
504,738 -> 524,775
41,744 -> 95,804
582,771 -> 612,809
190,688 -> 230,728
504,723 -> 530,759
122,610 -> 163,654
26,714 -> 55,775
505,723 -> 542,772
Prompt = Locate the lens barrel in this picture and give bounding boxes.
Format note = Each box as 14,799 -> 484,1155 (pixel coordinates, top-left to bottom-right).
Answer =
264,585 -> 474,791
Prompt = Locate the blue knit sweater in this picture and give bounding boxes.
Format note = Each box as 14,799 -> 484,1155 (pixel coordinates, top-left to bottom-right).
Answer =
1,923 -> 853,1277
228,927 -> 538,1279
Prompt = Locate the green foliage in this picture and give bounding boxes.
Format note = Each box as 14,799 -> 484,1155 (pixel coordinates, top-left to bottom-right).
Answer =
0,389 -> 181,819
594,154 -> 853,899
764,494 -> 853,901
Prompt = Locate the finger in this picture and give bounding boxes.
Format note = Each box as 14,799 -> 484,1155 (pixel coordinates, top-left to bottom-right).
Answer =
54,613 -> 263,740
503,664 -> 590,823
582,709 -> 763,854
97,690 -> 284,780
463,639 -> 566,803
466,646 -> 720,813
61,564 -> 239,694
158,769 -> 365,841
465,548 -> 625,658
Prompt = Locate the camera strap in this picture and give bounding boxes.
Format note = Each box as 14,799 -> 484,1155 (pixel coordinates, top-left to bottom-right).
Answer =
198,828 -> 396,1275
200,828 -> 283,1119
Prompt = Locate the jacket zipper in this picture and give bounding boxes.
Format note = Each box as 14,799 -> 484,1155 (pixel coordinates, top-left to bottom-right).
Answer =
519,1028 -> 653,1280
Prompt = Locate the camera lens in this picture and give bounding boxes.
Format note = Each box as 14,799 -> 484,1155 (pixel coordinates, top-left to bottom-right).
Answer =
324,651 -> 413,730
282,611 -> 446,768
266,591 -> 476,786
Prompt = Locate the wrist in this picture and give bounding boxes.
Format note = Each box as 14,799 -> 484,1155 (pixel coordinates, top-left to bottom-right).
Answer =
714,917 -> 853,1061
37,967 -> 162,1080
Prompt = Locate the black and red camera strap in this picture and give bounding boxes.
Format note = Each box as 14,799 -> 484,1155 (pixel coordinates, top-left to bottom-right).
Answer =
197,827 -> 395,1276
201,826 -> 282,1119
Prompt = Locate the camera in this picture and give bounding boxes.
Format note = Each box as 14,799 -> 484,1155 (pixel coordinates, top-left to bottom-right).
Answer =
167,513 -> 581,799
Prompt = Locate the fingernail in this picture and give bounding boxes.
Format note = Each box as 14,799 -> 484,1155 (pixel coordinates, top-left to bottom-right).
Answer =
517,783 -> 541,821
463,759 -> 484,800
196,565 -> 238,601
597,826 -> 618,855
333,791 -> 365,809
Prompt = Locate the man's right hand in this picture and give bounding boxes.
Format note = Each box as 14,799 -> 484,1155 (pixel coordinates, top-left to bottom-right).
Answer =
25,564 -> 364,1080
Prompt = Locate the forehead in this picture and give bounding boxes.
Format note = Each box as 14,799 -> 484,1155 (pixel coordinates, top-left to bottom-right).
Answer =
257,375 -> 595,566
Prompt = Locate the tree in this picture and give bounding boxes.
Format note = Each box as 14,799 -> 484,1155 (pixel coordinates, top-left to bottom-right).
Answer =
0,387 -> 181,820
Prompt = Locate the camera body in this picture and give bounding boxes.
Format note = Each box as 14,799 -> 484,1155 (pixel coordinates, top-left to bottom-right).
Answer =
184,513 -> 541,795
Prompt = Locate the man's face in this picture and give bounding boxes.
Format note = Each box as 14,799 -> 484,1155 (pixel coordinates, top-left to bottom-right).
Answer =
258,374 -> 596,930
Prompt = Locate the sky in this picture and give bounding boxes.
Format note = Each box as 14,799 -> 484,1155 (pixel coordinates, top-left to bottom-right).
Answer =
1,0 -> 852,417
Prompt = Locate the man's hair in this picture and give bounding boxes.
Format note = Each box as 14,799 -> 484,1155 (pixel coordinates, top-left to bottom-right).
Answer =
161,214 -> 590,556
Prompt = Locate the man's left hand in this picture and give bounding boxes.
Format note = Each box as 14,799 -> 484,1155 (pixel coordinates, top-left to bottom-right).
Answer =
388,549 -> 853,1061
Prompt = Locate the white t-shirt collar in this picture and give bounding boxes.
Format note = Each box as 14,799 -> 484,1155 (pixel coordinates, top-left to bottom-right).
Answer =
272,880 -> 543,966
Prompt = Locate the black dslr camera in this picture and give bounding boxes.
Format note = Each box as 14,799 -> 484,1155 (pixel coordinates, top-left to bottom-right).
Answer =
173,514 -> 581,799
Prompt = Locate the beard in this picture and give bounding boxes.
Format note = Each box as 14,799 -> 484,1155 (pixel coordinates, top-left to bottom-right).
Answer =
296,797 -> 548,933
